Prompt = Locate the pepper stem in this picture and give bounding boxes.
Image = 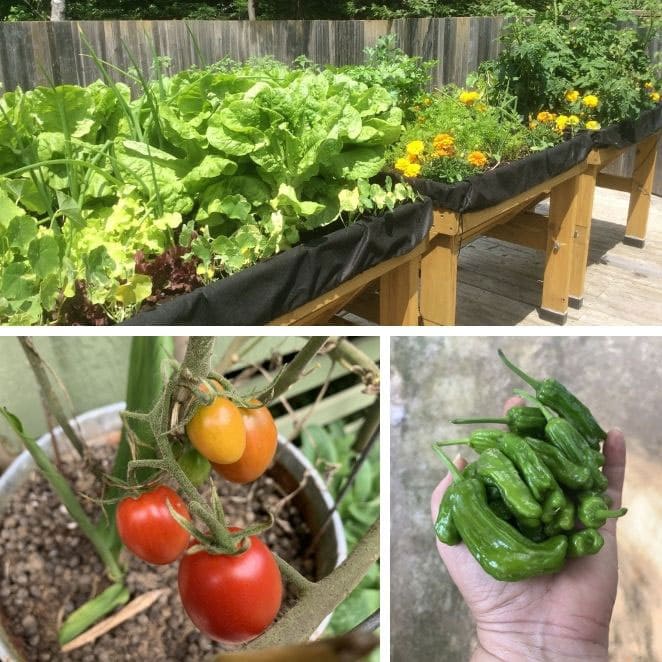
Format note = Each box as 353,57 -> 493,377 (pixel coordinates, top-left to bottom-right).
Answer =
498,349 -> 541,391
599,507 -> 628,519
434,438 -> 471,447
451,417 -> 506,425
431,444 -> 463,482
513,389 -> 554,422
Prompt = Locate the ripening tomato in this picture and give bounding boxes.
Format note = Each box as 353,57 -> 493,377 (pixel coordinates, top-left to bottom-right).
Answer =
178,531 -> 283,643
213,403 -> 278,484
116,486 -> 191,565
186,396 -> 246,464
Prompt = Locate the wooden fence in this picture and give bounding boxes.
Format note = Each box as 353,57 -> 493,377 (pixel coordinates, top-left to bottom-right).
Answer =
0,18 -> 660,193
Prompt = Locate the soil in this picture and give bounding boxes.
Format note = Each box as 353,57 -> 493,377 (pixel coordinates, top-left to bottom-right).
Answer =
0,442 -> 316,661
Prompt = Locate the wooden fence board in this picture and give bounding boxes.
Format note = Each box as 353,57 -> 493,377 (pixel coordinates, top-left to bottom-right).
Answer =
0,18 -> 659,193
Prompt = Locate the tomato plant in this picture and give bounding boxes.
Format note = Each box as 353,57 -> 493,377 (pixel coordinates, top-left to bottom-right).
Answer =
178,531 -> 283,643
116,486 -> 191,565
186,396 -> 246,464
214,403 -> 278,484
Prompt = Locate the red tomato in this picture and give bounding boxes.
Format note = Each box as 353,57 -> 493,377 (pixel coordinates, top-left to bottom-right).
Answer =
178,531 -> 283,643
116,486 -> 191,565
213,404 -> 278,484
186,396 -> 246,465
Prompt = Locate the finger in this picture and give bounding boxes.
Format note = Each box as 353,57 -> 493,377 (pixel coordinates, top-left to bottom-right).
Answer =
430,454 -> 467,522
602,428 -> 626,511
503,395 -> 526,415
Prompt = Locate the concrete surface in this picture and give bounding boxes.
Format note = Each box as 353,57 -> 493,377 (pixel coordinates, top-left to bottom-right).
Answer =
390,336 -> 662,661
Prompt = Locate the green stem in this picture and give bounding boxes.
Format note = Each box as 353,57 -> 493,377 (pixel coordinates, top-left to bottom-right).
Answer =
329,337 -> 380,387
435,438 -> 471,447
452,416 -> 506,425
497,349 -> 541,391
274,554 -> 316,594
58,583 -> 130,645
513,389 -> 553,421
248,520 -> 380,650
0,408 -> 123,582
431,444 -> 463,482
256,337 -> 329,403
352,399 -> 380,453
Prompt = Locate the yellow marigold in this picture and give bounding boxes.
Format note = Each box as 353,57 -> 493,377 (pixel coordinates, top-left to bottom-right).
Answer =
644,82 -> 654,90
433,133 -> 455,149
536,111 -> 555,123
582,94 -> 599,108
650,92 -> 661,103
585,120 -> 601,130
407,153 -> 419,163
568,114 -> 580,126
555,114 -> 570,131
459,90 -> 481,105
529,120 -> 539,129
467,151 -> 488,168
402,162 -> 422,177
406,140 -> 425,157
394,157 -> 411,173
423,96 -> 432,106
565,90 -> 580,103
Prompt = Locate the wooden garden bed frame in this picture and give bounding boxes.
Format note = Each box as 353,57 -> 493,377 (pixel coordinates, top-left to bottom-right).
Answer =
419,161 -> 587,325
270,238 -> 428,326
569,132 -> 660,308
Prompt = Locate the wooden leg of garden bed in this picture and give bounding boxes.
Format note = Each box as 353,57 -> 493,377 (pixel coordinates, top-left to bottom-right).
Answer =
379,256 -> 420,325
624,133 -> 659,248
539,176 -> 579,325
568,167 -> 598,309
419,235 -> 460,325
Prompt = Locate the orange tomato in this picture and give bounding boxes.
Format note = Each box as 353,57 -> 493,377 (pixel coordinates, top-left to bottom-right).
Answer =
213,404 -> 277,483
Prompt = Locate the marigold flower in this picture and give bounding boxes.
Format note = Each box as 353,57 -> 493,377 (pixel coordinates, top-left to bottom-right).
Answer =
585,120 -> 601,130
565,90 -> 580,103
555,114 -> 570,131
644,82 -> 654,90
529,120 -> 539,129
582,94 -> 599,108
432,132 -> 455,157
423,96 -> 432,106
568,115 -> 580,126
402,162 -> 422,177
459,90 -> 481,105
467,151 -> 488,168
536,111 -> 555,123
394,157 -> 410,173
650,92 -> 660,103
406,140 -> 425,157
407,153 -> 419,163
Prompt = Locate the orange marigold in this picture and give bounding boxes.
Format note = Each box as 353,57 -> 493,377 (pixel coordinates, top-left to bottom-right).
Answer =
467,151 -> 488,168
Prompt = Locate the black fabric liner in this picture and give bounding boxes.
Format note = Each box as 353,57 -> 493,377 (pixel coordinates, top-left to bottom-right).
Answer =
590,105 -> 662,149
124,198 -> 433,326
405,132 -> 594,213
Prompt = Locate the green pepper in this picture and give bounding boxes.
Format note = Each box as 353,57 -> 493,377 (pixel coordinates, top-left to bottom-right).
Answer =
498,349 -> 606,449
544,499 -> 575,536
577,495 -> 627,528
476,448 -> 543,522
452,406 -> 547,437
524,437 -> 592,490
434,487 -> 461,545
488,497 -> 514,522
577,489 -> 613,507
436,429 -> 503,454
434,448 -> 568,581
499,433 -> 555,501
568,529 -> 604,557
541,487 -> 566,524
517,520 -> 547,542
518,393 -> 608,492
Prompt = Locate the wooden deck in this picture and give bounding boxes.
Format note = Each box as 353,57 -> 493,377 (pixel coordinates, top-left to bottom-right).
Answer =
338,187 -> 662,326
454,187 -> 662,326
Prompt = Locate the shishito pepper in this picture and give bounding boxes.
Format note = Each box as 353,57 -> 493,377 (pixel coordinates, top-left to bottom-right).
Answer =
524,437 -> 592,490
498,349 -> 606,449
577,494 -> 627,528
518,393 -> 608,492
439,432 -> 555,501
452,406 -> 547,437
568,529 -> 604,557
433,448 -> 568,581
544,499 -> 575,536
541,487 -> 566,524
434,486 -> 461,545
476,448 -> 543,522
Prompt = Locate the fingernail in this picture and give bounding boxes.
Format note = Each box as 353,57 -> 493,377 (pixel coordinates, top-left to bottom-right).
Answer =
453,453 -> 462,464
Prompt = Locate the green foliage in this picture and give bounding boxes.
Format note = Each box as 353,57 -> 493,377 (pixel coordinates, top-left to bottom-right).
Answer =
0,54 -> 414,324
337,35 -> 436,113
300,421 -> 379,650
485,0 -> 661,125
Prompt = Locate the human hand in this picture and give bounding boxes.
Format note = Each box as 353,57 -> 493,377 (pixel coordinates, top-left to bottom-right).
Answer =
430,397 -> 626,662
